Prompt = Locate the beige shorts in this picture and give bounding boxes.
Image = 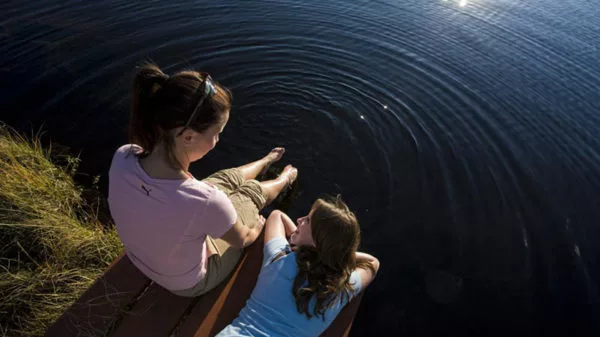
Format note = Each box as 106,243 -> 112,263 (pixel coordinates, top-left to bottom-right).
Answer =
204,168 -> 267,231
171,168 -> 266,297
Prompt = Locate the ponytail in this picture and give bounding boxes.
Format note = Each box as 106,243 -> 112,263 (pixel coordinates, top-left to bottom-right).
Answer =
127,63 -> 232,167
129,64 -> 169,157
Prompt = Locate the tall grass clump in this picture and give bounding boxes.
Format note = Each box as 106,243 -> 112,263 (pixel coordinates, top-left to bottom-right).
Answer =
0,124 -> 122,337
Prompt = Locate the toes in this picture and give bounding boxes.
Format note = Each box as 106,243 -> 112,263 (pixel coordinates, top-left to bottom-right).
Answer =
272,147 -> 285,159
289,170 -> 298,184
266,147 -> 285,163
282,165 -> 298,184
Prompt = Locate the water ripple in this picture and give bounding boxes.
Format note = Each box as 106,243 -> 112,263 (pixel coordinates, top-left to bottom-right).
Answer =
2,0 -> 600,335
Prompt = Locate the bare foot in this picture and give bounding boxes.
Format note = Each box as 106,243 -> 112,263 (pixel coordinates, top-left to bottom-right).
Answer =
279,164 -> 298,187
260,147 -> 285,175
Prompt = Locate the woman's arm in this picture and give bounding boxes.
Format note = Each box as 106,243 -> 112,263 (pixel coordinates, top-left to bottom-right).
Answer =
264,210 -> 290,243
261,210 -> 295,266
355,251 -> 380,290
221,214 -> 265,249
279,211 -> 297,238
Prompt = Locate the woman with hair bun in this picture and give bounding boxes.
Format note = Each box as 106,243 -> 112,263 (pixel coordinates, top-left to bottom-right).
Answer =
108,64 -> 298,297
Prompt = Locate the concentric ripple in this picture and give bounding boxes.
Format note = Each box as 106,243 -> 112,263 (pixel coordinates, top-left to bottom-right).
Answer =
1,0 -> 599,335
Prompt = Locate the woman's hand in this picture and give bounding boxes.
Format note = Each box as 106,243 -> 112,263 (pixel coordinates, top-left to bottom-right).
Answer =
255,214 -> 266,232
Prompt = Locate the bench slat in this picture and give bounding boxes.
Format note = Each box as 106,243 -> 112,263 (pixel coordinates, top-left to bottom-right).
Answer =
45,254 -> 151,337
108,282 -> 195,337
321,292 -> 364,337
176,236 -> 264,337
176,234 -> 362,337
46,237 -> 363,337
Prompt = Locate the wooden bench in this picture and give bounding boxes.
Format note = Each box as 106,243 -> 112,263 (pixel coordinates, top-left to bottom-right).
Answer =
45,234 -> 364,337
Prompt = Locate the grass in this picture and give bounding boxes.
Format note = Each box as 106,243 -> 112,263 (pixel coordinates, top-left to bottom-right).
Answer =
0,124 -> 123,337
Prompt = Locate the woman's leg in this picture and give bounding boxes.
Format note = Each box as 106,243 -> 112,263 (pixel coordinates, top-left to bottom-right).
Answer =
237,147 -> 285,181
170,236 -> 242,297
202,147 -> 283,192
259,165 -> 298,206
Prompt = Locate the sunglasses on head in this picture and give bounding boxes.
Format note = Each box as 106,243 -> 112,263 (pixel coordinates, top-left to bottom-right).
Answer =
177,73 -> 217,137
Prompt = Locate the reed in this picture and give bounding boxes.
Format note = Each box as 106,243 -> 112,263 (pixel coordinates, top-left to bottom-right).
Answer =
0,124 -> 122,337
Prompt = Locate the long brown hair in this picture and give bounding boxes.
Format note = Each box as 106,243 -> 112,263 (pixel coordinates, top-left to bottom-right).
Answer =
292,196 -> 375,319
129,63 -> 231,168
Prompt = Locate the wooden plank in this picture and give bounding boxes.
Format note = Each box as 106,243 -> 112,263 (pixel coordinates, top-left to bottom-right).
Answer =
176,235 -> 264,337
176,233 -> 363,337
108,282 -> 195,337
45,254 -> 151,337
321,292 -> 365,337
108,238 -> 260,337
48,238 -> 364,337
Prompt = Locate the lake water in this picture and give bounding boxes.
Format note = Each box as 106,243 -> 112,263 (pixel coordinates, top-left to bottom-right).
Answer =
1,0 -> 600,335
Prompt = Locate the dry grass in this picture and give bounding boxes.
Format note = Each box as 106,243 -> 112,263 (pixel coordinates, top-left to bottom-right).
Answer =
0,124 -> 122,337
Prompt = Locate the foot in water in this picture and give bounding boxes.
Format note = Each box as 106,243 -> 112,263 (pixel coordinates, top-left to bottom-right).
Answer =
279,164 -> 298,189
260,147 -> 285,176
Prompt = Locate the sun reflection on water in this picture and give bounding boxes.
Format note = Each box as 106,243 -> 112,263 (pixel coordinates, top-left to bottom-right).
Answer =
442,0 -> 469,7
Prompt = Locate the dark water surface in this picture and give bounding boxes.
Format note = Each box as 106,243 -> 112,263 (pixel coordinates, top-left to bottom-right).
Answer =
2,0 -> 600,335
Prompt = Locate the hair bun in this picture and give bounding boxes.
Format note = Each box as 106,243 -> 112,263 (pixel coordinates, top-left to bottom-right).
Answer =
150,73 -> 169,95
135,64 -> 169,96
157,72 -> 169,85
